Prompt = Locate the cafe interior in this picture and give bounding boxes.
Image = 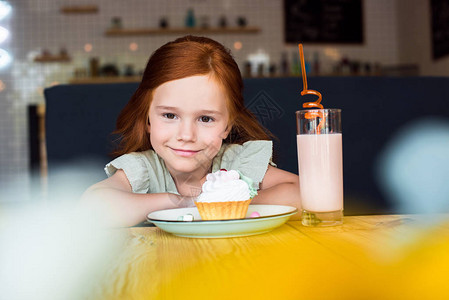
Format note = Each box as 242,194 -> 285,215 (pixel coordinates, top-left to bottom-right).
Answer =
1,0 -> 449,299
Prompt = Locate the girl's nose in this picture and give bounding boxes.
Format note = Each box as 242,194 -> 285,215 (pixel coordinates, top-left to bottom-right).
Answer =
176,120 -> 197,142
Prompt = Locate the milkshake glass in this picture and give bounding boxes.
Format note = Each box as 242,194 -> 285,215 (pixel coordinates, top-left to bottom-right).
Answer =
296,109 -> 343,226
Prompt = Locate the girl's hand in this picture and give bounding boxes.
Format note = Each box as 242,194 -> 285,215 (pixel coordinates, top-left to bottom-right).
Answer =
252,165 -> 301,219
81,170 -> 197,226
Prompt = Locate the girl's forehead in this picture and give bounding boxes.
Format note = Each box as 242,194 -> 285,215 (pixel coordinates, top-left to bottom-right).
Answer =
151,75 -> 228,110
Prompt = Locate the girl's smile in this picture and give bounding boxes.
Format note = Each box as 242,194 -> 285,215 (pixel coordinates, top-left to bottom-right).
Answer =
169,147 -> 201,157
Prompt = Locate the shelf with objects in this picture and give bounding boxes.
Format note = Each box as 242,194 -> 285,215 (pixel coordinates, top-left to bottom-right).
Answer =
60,5 -> 99,14
104,26 -> 260,37
69,76 -> 142,84
68,73 -> 388,85
33,55 -> 71,63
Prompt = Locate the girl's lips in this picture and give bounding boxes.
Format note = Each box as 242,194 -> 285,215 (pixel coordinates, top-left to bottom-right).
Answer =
171,148 -> 200,157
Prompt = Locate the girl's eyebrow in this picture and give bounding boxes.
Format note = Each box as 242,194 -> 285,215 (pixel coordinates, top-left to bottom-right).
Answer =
154,105 -> 178,111
198,109 -> 222,116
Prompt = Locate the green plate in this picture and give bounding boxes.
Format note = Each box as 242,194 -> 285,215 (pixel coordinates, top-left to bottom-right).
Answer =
147,204 -> 298,238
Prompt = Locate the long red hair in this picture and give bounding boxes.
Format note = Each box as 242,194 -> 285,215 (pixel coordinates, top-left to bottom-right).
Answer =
113,35 -> 271,157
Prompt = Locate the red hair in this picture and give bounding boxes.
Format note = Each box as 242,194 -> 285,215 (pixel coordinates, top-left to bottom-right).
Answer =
113,35 -> 271,157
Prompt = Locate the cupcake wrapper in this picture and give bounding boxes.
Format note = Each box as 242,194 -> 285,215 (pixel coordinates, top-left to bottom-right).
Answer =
195,199 -> 251,220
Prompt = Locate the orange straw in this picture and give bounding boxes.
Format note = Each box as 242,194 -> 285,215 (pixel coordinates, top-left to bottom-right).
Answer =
298,44 -> 325,133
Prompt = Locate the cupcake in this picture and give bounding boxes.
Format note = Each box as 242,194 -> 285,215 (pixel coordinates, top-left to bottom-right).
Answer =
195,169 -> 257,220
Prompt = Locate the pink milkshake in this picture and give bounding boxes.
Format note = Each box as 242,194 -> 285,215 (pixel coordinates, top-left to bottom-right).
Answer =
297,133 -> 343,212
296,109 -> 343,226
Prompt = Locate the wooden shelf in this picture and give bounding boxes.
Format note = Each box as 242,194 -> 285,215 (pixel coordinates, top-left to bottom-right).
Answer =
69,76 -> 142,84
34,55 -> 71,63
60,5 -> 98,14
105,26 -> 260,36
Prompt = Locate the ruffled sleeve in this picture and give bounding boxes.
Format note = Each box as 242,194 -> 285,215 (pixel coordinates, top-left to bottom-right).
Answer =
104,150 -> 177,194
212,140 -> 275,189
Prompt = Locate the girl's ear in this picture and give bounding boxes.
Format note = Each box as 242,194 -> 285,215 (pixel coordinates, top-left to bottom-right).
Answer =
222,124 -> 232,140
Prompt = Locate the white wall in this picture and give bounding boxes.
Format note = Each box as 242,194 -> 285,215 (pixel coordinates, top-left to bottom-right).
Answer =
397,0 -> 449,76
0,0 -> 448,197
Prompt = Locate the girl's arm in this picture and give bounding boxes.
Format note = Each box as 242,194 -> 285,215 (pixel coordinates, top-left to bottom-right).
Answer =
80,170 -> 193,227
251,165 -> 301,219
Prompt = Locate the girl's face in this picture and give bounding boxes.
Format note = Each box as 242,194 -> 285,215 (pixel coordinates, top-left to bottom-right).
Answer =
147,75 -> 230,176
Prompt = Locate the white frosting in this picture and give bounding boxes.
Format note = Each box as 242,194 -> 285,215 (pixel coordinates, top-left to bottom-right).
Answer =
196,170 -> 251,202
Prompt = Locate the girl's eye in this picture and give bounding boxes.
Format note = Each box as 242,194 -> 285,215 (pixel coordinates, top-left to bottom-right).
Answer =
163,113 -> 177,119
199,116 -> 214,123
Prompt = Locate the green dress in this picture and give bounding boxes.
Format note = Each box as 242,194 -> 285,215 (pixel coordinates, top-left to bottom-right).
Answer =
105,140 -> 275,195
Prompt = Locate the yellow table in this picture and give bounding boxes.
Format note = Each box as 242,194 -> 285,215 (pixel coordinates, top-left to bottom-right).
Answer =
90,215 -> 449,300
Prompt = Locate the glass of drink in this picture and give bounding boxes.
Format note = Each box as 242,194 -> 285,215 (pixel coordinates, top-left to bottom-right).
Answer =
296,109 -> 343,226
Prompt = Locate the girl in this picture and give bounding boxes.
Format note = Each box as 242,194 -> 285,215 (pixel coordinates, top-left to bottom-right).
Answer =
82,36 -> 300,226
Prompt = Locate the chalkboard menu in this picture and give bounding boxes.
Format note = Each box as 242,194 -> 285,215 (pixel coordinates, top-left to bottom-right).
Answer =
431,0 -> 449,60
284,0 -> 363,44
